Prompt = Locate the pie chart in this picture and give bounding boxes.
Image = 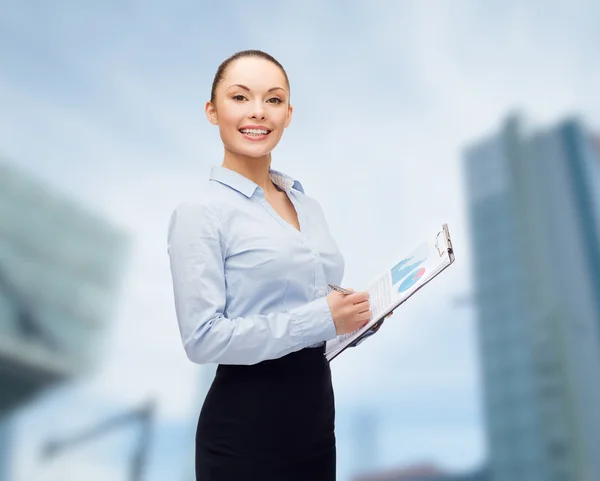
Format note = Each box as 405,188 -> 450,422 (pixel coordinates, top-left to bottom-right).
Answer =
398,267 -> 426,292
391,257 -> 426,285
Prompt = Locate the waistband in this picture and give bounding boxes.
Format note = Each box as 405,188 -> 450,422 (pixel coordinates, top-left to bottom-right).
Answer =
216,345 -> 327,375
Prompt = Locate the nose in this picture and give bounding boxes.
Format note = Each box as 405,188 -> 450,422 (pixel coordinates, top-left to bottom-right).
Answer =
249,100 -> 266,120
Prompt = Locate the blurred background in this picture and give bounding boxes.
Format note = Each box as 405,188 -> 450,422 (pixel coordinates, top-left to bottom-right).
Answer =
1,1 -> 599,480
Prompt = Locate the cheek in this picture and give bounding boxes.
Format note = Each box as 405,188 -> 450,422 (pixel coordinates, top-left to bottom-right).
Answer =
217,106 -> 239,128
217,109 -> 241,141
272,109 -> 290,129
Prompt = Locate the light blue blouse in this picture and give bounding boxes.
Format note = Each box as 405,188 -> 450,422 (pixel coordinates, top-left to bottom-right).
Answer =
167,166 -> 345,365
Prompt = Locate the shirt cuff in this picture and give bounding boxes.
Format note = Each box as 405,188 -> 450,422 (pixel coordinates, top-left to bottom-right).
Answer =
290,296 -> 337,346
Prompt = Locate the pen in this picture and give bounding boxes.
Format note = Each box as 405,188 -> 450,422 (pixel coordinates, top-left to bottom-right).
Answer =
327,284 -> 354,295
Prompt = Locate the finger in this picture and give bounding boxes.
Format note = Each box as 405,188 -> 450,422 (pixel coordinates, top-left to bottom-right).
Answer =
348,291 -> 370,303
354,319 -> 370,330
353,299 -> 370,309
356,303 -> 371,315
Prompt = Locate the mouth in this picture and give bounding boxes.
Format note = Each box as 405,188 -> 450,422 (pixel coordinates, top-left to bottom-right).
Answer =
239,128 -> 272,138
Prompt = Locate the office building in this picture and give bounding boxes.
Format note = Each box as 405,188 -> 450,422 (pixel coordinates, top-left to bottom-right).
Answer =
463,115 -> 600,481
0,161 -> 130,480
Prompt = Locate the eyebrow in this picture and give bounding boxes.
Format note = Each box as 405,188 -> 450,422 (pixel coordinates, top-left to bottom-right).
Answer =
228,84 -> 287,94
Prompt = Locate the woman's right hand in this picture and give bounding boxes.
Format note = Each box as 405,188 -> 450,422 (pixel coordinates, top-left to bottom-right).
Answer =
326,289 -> 372,335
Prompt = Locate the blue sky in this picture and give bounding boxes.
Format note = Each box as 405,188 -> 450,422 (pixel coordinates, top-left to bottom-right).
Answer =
2,1 -> 599,480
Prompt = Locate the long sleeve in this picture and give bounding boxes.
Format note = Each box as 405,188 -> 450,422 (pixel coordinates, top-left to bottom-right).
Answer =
167,202 -> 337,365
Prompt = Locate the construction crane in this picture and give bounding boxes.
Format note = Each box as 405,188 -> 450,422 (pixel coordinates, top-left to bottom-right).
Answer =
40,398 -> 156,481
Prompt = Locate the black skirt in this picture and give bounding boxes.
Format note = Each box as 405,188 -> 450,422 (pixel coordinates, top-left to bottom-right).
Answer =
195,346 -> 336,481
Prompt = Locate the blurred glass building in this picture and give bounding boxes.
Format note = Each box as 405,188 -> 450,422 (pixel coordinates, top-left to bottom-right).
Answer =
0,161 -> 130,480
463,115 -> 600,481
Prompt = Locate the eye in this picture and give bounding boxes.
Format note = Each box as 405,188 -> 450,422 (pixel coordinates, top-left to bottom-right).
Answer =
232,94 -> 247,101
267,97 -> 283,104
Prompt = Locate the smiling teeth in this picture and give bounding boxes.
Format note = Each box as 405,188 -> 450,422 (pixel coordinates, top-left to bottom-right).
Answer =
241,129 -> 268,135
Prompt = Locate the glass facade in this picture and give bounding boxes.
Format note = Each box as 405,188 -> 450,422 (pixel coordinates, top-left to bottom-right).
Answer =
463,116 -> 600,481
0,161 -> 130,479
0,162 -> 129,381
0,418 -> 10,481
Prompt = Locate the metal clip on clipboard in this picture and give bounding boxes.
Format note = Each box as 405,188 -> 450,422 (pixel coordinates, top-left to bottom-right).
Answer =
435,223 -> 455,261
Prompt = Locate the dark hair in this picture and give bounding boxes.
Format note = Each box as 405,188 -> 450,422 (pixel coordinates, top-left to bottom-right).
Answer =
210,49 -> 290,103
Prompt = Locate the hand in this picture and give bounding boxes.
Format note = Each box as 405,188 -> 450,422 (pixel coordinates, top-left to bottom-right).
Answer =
326,289 -> 371,335
369,310 -> 394,334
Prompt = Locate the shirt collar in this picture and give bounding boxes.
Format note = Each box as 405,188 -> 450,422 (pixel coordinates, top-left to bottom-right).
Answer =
210,166 -> 305,198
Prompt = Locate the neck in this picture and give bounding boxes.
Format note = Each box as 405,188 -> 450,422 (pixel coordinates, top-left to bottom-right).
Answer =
222,150 -> 276,195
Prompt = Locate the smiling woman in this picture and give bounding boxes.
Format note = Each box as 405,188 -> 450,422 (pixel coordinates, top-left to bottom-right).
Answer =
205,51 -> 293,167
167,49 -> 374,481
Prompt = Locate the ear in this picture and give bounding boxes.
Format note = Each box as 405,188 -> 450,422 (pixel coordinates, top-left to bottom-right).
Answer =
205,101 -> 218,125
284,103 -> 293,129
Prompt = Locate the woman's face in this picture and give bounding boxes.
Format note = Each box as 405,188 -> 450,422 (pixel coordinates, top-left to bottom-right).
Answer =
206,56 -> 293,159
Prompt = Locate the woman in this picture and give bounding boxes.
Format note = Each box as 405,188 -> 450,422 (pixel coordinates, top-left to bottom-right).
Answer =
167,50 -> 378,481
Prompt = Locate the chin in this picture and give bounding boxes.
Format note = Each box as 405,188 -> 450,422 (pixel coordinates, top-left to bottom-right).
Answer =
232,144 -> 276,159
248,151 -> 274,160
